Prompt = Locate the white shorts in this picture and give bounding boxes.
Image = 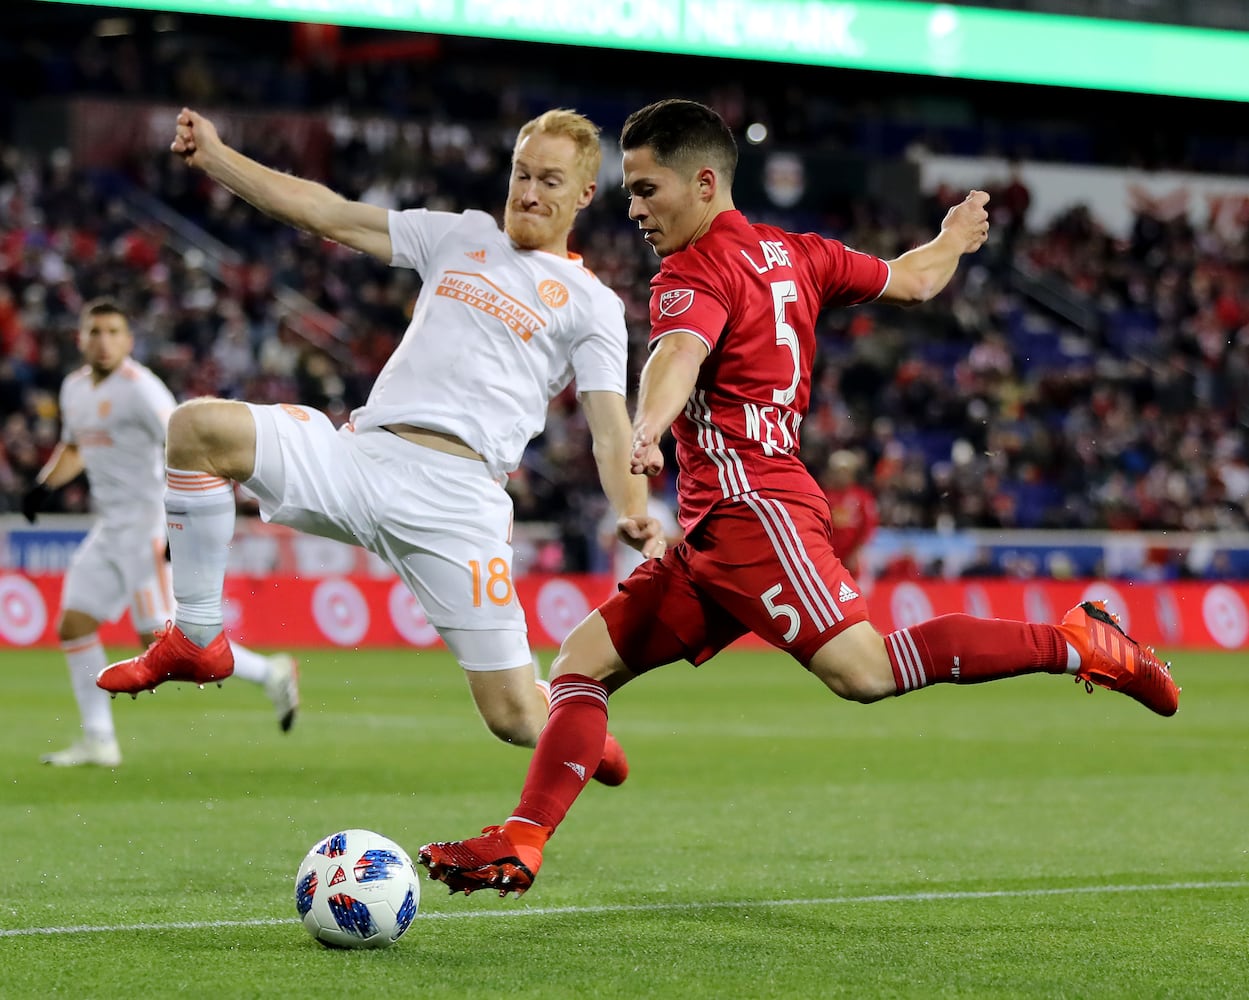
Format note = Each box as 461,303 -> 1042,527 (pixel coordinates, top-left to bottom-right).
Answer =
244,403 -> 531,671
62,513 -> 173,634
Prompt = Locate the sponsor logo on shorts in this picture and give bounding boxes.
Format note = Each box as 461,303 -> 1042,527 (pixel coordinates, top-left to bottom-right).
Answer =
658,288 -> 695,317
538,279 -> 569,308
838,582 -> 859,602
281,404 -> 311,422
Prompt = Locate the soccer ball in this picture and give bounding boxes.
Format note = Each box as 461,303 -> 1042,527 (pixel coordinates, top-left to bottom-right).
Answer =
294,829 -> 421,949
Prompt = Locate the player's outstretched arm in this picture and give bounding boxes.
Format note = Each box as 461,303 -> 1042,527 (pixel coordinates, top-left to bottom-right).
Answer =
23,443 -> 84,523
170,107 -> 393,262
879,189 -> 990,306
630,332 -> 708,477
581,391 -> 665,558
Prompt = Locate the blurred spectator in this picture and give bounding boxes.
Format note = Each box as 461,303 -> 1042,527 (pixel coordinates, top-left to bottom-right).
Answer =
820,449 -> 879,578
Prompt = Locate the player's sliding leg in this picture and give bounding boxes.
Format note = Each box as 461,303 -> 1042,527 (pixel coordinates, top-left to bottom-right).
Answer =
42,628 -> 121,767
98,400 -> 254,696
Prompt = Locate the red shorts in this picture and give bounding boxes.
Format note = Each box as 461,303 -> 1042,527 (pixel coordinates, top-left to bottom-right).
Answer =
601,491 -> 869,672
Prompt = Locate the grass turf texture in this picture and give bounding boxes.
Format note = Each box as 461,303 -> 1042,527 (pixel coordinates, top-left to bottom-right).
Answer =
3,646 -> 1246,998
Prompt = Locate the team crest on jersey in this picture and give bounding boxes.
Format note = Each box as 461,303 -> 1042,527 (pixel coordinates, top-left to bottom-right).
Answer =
658,288 -> 695,317
538,279 -> 569,308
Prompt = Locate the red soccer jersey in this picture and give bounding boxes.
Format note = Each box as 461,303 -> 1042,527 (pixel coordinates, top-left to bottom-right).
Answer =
649,210 -> 889,533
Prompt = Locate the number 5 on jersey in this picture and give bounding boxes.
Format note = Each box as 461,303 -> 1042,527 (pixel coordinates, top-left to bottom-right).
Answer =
469,557 -> 515,607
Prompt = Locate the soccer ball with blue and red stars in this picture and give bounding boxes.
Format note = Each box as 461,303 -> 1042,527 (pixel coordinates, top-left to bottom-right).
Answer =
294,829 -> 420,948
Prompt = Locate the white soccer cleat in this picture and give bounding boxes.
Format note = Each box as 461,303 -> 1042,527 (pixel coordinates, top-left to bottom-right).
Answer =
264,654 -> 300,733
40,735 -> 122,768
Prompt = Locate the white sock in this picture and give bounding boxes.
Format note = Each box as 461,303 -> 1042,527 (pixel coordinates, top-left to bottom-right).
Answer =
62,634 -> 114,742
1066,642 -> 1081,674
166,468 -> 235,647
229,641 -> 269,684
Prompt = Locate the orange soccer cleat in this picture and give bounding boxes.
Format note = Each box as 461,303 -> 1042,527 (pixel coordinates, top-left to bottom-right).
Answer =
419,825 -> 544,898
97,622 -> 234,697
1059,600 -> 1179,717
593,731 -> 630,787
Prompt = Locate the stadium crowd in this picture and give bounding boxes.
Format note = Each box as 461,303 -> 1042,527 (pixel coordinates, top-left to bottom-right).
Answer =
3,18 -> 1249,572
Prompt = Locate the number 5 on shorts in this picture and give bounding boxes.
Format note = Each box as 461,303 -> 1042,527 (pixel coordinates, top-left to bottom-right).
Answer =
469,557 -> 515,607
761,583 -> 800,642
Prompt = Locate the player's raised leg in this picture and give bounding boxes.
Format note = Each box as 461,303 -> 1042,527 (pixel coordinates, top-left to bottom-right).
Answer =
98,399 -> 254,695
808,604 -> 1178,717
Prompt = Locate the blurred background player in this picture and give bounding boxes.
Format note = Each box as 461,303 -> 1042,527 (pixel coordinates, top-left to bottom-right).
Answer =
418,98 -> 1179,897
98,108 -> 662,779
25,298 -> 298,767
820,449 -> 879,579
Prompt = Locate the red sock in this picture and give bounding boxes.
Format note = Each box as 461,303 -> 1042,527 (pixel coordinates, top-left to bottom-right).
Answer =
511,674 -> 609,831
885,614 -> 1067,694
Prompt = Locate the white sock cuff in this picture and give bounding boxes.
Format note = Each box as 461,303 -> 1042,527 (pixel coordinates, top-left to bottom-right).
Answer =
504,816 -> 544,828
166,468 -> 234,507
60,633 -> 102,655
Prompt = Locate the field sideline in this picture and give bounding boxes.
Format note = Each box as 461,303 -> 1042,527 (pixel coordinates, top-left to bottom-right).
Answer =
3,646 -> 1246,998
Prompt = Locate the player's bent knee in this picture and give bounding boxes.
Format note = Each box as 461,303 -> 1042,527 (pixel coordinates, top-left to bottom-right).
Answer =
461,655 -> 547,748
57,609 -> 99,643
808,624 -> 896,703
167,398 -> 254,477
820,665 -> 894,704
482,709 -> 544,748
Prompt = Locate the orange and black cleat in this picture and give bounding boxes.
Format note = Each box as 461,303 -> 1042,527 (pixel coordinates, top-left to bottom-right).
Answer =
418,826 -> 542,898
1059,600 -> 1179,717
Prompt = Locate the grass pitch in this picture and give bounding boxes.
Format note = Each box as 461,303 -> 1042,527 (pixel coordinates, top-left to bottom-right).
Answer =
3,645 -> 1247,998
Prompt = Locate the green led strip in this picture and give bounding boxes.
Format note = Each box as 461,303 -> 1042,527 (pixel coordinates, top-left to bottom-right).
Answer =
30,0 -> 1249,103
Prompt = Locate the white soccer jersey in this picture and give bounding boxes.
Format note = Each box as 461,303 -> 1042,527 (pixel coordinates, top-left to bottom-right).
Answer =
349,209 -> 629,479
59,359 -> 174,524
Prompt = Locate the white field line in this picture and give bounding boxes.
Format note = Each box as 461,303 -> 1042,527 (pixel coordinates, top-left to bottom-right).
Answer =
1,879 -> 1244,938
